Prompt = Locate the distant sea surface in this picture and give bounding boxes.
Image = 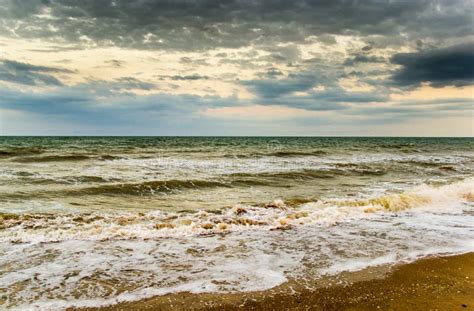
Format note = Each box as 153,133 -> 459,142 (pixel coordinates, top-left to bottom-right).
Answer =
1,137 -> 473,309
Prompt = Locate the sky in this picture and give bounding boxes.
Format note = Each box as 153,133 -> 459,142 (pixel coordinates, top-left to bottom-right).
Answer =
0,0 -> 473,136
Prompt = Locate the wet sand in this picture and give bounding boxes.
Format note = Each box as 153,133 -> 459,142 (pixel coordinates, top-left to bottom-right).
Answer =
80,252 -> 474,311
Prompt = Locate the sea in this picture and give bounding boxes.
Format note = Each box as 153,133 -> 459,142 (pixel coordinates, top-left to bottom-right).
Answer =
0,136 -> 473,309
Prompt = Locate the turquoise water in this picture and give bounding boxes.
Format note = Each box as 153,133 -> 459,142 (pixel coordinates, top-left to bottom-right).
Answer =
0,137 -> 473,309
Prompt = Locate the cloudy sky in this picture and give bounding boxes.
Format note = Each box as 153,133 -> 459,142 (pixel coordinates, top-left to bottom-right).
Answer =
0,0 -> 473,136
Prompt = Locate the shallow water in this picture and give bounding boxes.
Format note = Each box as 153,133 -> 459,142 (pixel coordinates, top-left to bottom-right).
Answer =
0,137 -> 473,309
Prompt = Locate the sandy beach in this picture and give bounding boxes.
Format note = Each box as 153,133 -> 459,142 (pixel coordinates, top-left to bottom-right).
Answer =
80,252 -> 474,311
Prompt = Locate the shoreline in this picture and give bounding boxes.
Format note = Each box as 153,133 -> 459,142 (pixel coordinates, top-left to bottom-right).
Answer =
78,252 -> 474,310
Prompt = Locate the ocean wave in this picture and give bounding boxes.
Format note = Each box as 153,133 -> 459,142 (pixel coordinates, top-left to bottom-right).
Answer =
397,160 -> 449,167
229,166 -> 386,180
0,177 -> 268,199
10,154 -> 125,163
98,155 -> 125,160
2,178 -> 472,243
221,150 -> 329,158
12,154 -> 92,163
228,170 -> 337,180
0,146 -> 44,157
379,143 -> 417,149
73,179 -> 234,196
58,168 -> 384,196
28,175 -> 117,185
264,150 -> 329,157
0,170 -> 120,187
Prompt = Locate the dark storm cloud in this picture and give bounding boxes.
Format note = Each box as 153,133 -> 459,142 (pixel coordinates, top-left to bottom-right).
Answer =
343,55 -> 386,66
390,42 -> 474,87
0,0 -> 472,51
0,59 -> 73,86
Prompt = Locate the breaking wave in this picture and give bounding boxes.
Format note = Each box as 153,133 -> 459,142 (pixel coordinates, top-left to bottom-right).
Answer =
1,178 -> 472,243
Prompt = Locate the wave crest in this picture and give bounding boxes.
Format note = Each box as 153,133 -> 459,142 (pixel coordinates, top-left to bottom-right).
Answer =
1,178 -> 472,243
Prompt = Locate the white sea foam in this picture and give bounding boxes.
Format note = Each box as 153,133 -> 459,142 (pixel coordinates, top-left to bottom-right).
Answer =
1,178 -> 474,309
1,178 -> 472,243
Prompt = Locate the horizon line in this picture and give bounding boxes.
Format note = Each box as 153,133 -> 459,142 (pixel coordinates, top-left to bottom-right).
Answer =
1,135 -> 473,138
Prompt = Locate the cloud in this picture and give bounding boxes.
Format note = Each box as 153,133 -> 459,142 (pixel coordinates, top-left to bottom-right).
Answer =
0,84 -> 238,119
0,59 -> 73,86
0,60 -> 72,73
0,0 -> 471,51
390,42 -> 474,87
344,55 -> 386,66
104,59 -> 125,68
157,74 -> 210,81
242,70 -> 388,108
259,88 -> 388,112
256,68 -> 285,79
0,87 -> 94,115
0,1 -> 473,136
242,74 -> 322,98
395,98 -> 473,107
342,100 -> 473,121
202,105 -> 316,120
111,77 -> 156,91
